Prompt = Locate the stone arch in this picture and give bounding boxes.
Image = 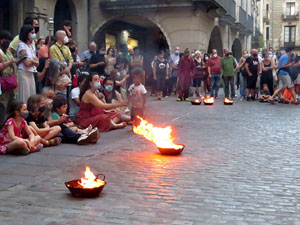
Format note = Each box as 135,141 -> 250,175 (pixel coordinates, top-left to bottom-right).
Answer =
207,26 -> 223,56
54,0 -> 78,39
232,38 -> 242,61
92,14 -> 172,51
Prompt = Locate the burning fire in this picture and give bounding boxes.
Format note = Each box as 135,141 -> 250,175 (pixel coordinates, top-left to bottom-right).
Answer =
194,99 -> 200,103
204,97 -> 214,104
224,98 -> 234,103
78,166 -> 105,189
133,116 -> 183,150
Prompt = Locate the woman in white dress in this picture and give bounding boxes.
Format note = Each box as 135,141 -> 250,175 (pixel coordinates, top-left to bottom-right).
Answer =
17,25 -> 39,103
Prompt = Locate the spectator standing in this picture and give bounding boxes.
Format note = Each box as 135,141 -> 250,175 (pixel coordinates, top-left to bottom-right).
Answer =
0,31 -> 17,126
261,52 -> 275,96
221,49 -> 237,99
153,50 -> 169,100
81,42 -> 97,63
130,46 -> 144,84
168,47 -> 180,96
17,25 -> 39,103
105,47 -> 116,76
177,48 -> 194,102
38,36 -> 55,59
245,49 -> 260,101
89,46 -> 106,76
63,20 -> 72,42
237,50 -> 249,100
192,51 -> 206,98
207,49 -> 222,98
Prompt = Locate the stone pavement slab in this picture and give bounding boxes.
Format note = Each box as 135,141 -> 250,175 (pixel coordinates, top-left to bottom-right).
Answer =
1,96 -> 300,224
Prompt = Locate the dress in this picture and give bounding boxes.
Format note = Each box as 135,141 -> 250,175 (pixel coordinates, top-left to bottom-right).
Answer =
76,102 -> 121,132
0,118 -> 26,154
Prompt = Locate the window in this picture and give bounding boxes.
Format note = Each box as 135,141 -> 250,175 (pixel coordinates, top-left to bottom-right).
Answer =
284,26 -> 296,43
286,2 -> 295,16
266,4 -> 269,13
266,27 -> 269,40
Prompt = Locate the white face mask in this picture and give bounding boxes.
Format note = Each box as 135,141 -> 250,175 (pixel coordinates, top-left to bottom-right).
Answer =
63,36 -> 69,44
213,54 -> 217,58
29,33 -> 36,41
191,53 -> 195,57
205,57 -> 209,60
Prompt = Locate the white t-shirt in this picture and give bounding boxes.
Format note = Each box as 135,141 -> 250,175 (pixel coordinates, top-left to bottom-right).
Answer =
128,83 -> 147,109
17,42 -> 36,72
69,87 -> 80,116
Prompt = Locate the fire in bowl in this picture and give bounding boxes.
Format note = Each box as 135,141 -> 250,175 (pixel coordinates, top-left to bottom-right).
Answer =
157,144 -> 185,155
224,98 -> 234,105
65,167 -> 106,198
191,99 -> 201,105
204,97 -> 214,105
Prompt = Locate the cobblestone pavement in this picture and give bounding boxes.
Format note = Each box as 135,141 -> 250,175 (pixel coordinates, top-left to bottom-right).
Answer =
1,94 -> 300,225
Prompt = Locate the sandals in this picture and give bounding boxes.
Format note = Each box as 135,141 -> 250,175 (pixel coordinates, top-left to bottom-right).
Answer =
48,137 -> 62,146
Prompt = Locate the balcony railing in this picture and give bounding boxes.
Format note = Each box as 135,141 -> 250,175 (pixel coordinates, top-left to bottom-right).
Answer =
215,0 -> 236,20
239,7 -> 247,28
282,12 -> 300,21
247,15 -> 254,33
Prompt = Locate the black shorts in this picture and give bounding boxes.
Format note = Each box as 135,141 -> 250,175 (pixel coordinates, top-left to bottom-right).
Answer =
193,78 -> 201,87
156,74 -> 166,91
246,75 -> 258,89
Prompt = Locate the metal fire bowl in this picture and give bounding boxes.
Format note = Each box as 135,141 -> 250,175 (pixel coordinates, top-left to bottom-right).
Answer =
65,174 -> 106,198
224,102 -> 234,105
191,100 -> 201,105
157,145 -> 185,155
204,102 -> 214,105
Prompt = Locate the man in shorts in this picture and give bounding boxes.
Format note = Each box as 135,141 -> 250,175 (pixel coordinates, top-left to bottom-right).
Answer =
245,49 -> 260,101
269,46 -> 298,104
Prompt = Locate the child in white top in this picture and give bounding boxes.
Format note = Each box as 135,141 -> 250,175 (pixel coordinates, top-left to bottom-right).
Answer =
128,68 -> 147,126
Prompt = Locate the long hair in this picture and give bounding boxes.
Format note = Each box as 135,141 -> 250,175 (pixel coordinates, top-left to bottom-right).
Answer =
27,94 -> 43,114
7,101 -> 24,120
80,72 -> 98,100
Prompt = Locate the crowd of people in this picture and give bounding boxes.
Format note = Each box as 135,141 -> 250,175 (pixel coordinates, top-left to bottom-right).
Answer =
0,16 -> 299,155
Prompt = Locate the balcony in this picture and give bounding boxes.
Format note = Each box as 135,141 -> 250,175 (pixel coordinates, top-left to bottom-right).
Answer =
100,0 -> 236,20
282,12 -> 300,21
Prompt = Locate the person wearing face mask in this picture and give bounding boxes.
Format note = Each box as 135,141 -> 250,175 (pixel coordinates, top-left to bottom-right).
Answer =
168,47 -> 180,96
38,36 -> 56,59
177,48 -> 194,101
101,76 -> 123,104
9,16 -> 39,56
221,49 -> 237,100
67,41 -> 85,78
245,49 -> 261,101
81,42 -> 97,62
76,72 -> 130,132
17,25 -> 39,103
153,50 -> 169,100
49,30 -> 73,78
236,50 -> 249,100
0,101 -> 43,155
207,49 -> 221,98
90,45 -> 107,76
0,31 -> 18,126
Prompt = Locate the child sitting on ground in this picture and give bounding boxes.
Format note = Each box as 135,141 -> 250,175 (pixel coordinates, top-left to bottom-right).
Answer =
128,68 -> 147,126
258,84 -> 271,102
282,88 -> 294,104
51,96 -> 92,134
0,101 -> 43,155
27,95 -> 62,147
48,96 -> 100,145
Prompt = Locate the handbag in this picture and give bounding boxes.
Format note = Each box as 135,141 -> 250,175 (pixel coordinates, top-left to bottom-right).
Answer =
0,72 -> 18,92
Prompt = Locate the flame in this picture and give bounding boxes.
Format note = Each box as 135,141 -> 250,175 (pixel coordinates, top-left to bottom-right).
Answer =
78,166 -> 105,189
204,97 -> 214,104
133,116 -> 183,150
224,98 -> 234,103
194,99 -> 201,103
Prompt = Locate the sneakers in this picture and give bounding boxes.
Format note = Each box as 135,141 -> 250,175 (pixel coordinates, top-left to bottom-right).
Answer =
185,98 -> 190,102
176,98 -> 182,102
77,128 -> 99,145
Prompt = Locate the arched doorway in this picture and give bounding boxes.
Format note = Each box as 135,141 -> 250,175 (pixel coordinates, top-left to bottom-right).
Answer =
54,0 -> 77,39
93,15 -> 170,81
207,26 -> 223,56
232,38 -> 242,61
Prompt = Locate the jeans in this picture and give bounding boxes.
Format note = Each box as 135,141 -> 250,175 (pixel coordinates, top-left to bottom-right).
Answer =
210,73 -> 220,97
60,124 -> 81,144
224,76 -> 235,98
239,73 -> 247,97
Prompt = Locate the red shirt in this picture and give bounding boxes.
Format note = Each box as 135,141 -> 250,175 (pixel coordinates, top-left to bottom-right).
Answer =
207,56 -> 221,74
179,56 -> 194,77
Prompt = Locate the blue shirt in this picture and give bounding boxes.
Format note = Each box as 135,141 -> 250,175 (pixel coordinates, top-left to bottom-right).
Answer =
278,54 -> 289,75
81,50 -> 94,61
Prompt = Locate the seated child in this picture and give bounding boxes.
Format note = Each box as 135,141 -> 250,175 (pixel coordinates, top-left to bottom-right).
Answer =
0,101 -> 43,155
27,95 -> 62,147
258,84 -> 271,102
69,74 -> 86,118
282,88 -> 294,104
48,96 -> 99,145
128,68 -> 147,126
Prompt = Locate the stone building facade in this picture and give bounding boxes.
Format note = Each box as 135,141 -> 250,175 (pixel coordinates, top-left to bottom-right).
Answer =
260,0 -> 300,51
1,0 -> 257,59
